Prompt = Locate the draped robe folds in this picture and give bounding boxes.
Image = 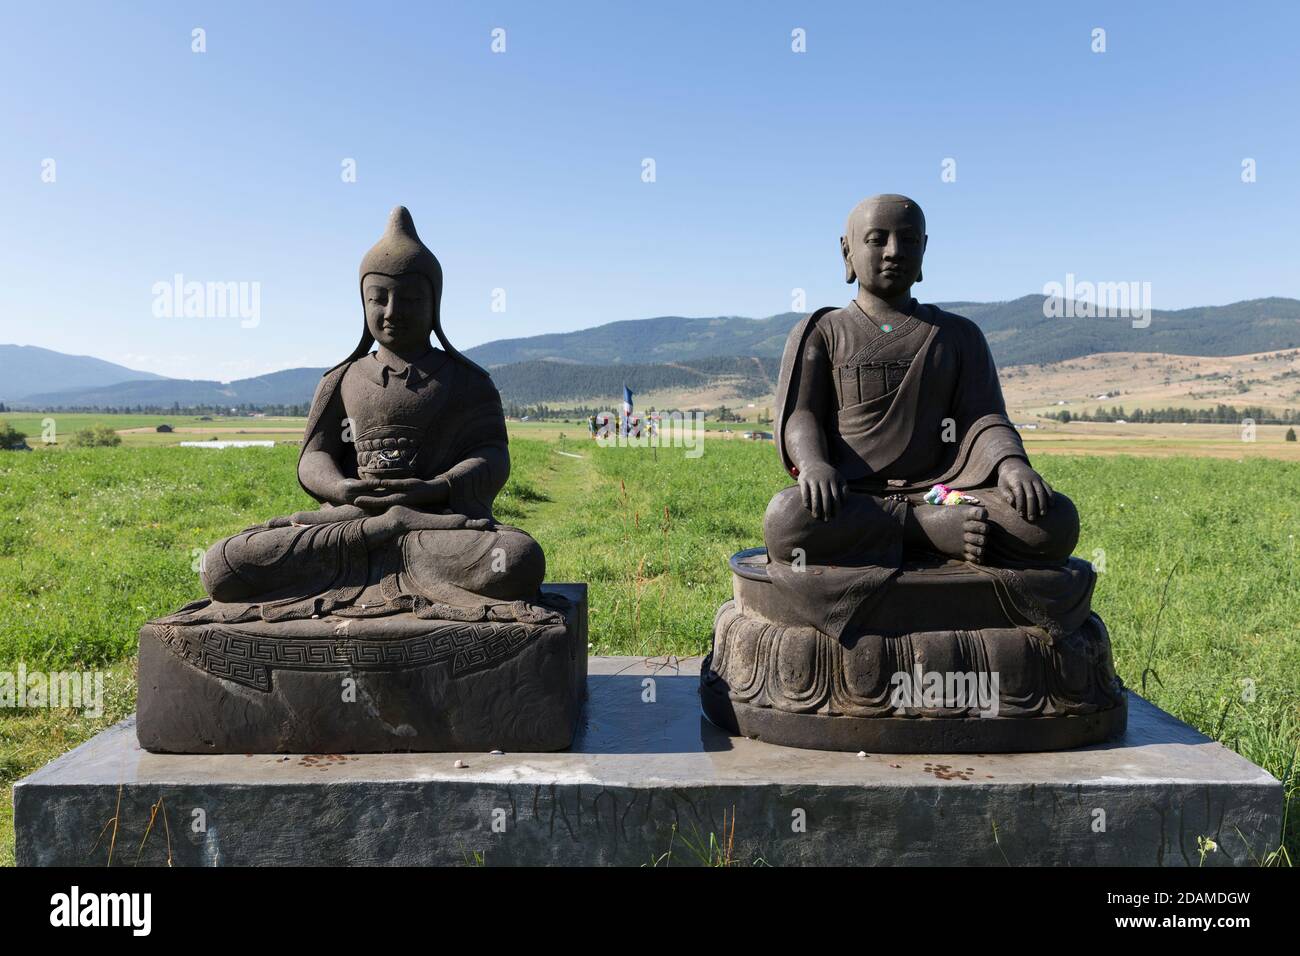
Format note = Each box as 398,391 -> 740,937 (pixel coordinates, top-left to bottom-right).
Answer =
766,300 -> 1094,641
160,350 -> 562,628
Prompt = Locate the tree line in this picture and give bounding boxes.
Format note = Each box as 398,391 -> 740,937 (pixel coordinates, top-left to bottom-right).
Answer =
1046,403 -> 1300,424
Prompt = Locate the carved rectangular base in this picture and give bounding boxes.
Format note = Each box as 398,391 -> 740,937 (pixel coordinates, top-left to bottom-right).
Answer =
135,584 -> 587,754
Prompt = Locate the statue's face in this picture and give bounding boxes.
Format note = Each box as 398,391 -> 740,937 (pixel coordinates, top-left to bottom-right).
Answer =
363,273 -> 434,352
842,202 -> 927,299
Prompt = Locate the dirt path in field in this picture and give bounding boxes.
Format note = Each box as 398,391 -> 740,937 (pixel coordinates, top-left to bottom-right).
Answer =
530,441 -> 600,527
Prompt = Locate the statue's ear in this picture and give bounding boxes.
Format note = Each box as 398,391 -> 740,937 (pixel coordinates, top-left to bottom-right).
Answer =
841,236 -> 856,284
916,235 -> 927,283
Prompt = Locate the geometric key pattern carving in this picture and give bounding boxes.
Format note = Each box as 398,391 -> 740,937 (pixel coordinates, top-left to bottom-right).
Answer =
149,620 -> 545,692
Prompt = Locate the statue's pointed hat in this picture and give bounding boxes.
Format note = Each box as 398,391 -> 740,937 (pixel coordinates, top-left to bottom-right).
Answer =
331,205 -> 486,376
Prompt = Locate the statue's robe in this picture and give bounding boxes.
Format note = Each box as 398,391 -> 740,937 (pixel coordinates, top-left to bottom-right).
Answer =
764,299 -> 1093,640
161,348 -> 560,628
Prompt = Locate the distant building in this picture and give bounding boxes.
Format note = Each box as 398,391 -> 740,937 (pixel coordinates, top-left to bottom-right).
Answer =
156,424 -> 173,433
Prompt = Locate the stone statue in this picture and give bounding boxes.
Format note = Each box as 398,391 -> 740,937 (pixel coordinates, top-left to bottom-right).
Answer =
700,195 -> 1126,752
195,207 -> 551,624
137,207 -> 586,754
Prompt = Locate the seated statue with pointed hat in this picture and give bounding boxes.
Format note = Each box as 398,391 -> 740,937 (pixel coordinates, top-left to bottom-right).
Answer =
700,195 -> 1126,753
136,207 -> 586,754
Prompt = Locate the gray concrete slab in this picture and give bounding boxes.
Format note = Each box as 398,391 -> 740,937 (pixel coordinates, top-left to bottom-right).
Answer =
14,657 -> 1283,866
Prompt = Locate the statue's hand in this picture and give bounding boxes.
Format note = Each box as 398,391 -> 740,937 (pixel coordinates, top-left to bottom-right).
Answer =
997,458 -> 1053,522
352,477 -> 449,512
335,478 -> 386,506
797,461 -> 846,521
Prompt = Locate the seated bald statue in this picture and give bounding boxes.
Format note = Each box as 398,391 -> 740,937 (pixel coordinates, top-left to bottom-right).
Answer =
763,194 -> 1087,638
174,207 -> 553,627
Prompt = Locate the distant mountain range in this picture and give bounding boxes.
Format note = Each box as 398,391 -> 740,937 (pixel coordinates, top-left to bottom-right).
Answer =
5,366 -> 326,410
461,296 -> 1300,368
5,296 -> 1300,409
0,345 -> 168,402
463,313 -> 804,367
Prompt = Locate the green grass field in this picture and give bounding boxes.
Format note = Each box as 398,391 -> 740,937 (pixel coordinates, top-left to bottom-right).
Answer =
0,413 -> 309,449
1,437 -> 1296,865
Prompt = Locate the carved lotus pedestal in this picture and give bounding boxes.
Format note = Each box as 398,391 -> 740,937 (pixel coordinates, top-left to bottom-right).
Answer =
137,584 -> 587,754
700,551 -> 1126,753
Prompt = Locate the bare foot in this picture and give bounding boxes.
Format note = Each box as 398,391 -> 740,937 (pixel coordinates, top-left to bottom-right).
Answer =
285,504 -> 369,526
906,503 -> 989,563
363,505 -> 492,541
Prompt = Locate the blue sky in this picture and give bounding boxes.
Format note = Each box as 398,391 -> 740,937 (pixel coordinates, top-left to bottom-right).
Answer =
2,1 -> 1297,380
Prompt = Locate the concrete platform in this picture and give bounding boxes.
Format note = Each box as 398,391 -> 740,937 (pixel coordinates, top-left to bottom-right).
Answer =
14,657 -> 1283,866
